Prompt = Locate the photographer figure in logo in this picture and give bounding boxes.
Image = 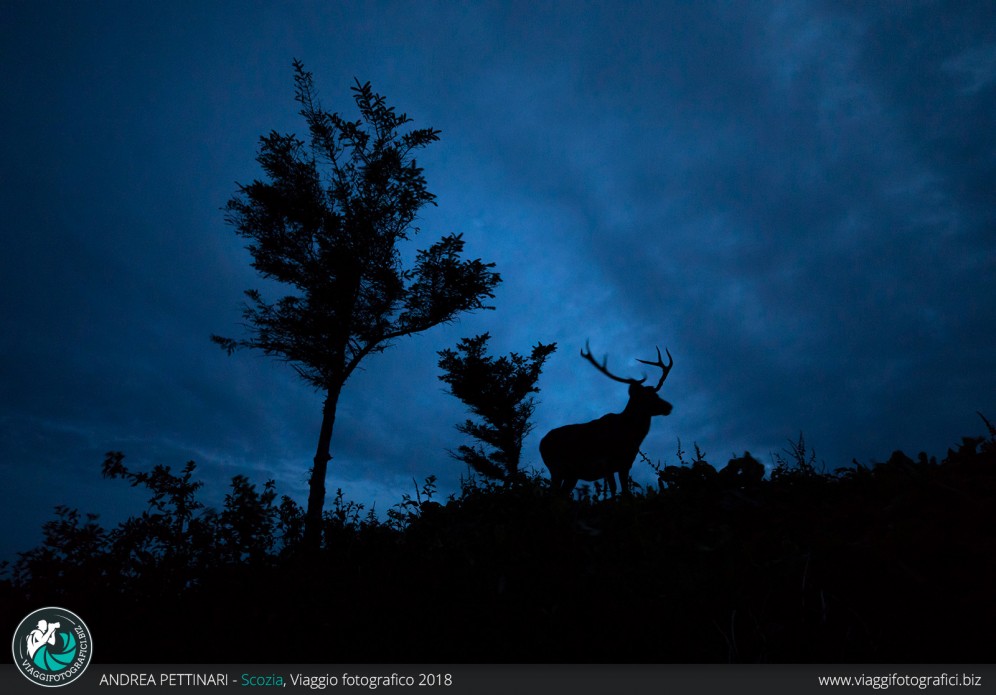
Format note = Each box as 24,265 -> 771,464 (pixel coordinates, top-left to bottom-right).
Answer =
26,620 -> 60,659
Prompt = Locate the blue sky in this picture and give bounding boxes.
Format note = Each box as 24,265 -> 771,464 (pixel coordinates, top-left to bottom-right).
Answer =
2,1 -> 995,562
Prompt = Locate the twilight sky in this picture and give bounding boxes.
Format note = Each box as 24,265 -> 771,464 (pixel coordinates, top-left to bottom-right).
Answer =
2,1 -> 994,562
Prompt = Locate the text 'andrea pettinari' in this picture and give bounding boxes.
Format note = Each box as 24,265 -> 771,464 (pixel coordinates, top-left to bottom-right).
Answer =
98,672 -> 230,686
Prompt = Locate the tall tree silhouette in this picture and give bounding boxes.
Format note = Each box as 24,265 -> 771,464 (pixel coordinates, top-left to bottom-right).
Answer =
438,333 -> 556,480
214,61 -> 501,548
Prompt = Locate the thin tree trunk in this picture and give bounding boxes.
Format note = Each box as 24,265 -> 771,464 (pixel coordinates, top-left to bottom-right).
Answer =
304,384 -> 341,550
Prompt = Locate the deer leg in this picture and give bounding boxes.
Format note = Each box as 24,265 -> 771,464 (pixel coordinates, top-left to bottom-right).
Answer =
618,469 -> 631,496
563,477 -> 578,496
604,474 -> 617,497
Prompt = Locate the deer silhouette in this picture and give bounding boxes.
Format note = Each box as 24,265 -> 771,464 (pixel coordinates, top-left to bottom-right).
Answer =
540,341 -> 674,497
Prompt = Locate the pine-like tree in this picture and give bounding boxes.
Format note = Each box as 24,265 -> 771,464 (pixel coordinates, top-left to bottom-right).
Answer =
214,61 -> 501,548
438,333 -> 556,480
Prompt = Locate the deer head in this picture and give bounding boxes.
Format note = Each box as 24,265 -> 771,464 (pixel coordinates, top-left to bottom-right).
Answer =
540,341 -> 674,497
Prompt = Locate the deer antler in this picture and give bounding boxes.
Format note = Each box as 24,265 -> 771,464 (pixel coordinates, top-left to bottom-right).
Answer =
580,340 -> 648,385
636,346 -> 673,392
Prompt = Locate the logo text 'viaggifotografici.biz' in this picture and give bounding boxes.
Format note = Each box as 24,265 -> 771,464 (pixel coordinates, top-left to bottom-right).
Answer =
12,607 -> 92,687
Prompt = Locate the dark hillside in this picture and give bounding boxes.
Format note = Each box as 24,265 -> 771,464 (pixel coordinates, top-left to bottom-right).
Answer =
3,428 -> 994,663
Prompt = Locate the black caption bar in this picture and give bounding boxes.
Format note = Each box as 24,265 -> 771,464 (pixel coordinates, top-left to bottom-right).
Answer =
1,664 -> 992,695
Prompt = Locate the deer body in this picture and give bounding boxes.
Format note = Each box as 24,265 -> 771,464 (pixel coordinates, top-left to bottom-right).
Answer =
541,343 -> 674,497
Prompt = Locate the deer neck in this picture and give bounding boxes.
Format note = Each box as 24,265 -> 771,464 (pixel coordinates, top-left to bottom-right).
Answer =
620,402 -> 653,430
